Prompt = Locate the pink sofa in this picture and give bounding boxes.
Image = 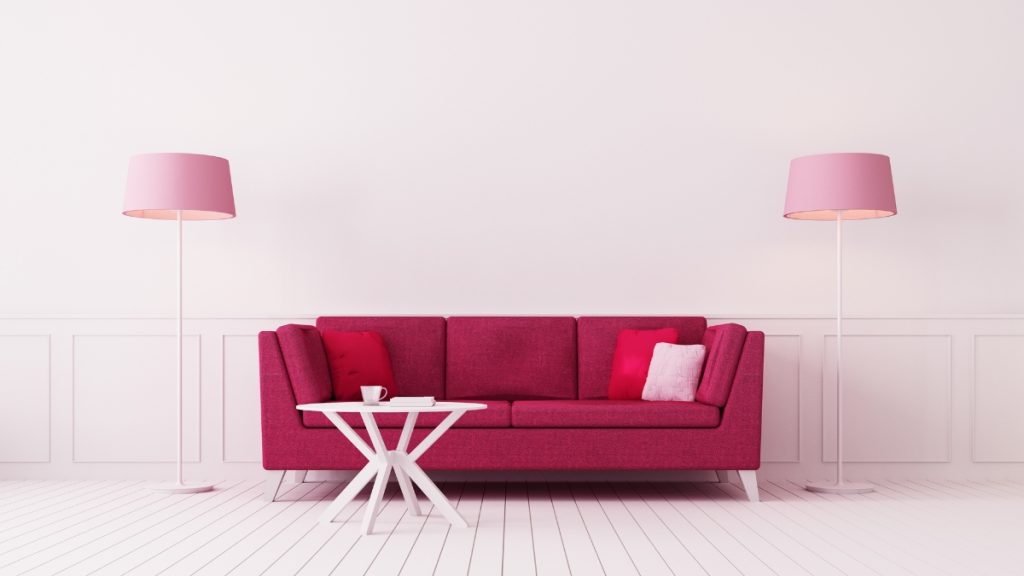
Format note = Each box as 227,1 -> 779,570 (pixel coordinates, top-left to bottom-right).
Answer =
259,316 -> 765,501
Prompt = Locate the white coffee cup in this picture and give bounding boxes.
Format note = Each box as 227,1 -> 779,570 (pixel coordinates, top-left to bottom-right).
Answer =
360,385 -> 388,405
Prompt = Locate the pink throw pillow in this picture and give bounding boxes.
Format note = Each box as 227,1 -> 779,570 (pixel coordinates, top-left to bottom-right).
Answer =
641,342 -> 706,402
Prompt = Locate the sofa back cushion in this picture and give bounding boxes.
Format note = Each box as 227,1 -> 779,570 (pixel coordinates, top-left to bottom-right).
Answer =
577,317 -> 707,399
276,324 -> 333,405
446,316 -> 578,400
316,317 -> 446,398
695,323 -> 748,407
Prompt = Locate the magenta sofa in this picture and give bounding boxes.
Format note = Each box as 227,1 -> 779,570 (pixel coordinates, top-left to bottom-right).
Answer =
259,316 -> 765,501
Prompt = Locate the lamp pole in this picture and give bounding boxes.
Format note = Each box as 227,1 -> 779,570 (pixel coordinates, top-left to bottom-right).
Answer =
176,210 -> 183,487
806,209 -> 873,494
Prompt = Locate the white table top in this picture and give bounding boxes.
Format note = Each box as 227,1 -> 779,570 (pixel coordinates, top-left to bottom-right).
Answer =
296,401 -> 488,414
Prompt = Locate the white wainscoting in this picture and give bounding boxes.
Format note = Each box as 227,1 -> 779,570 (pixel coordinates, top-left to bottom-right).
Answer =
72,334 -> 202,463
0,335 -> 50,463
1,315 -> 1023,482
821,334 -> 952,463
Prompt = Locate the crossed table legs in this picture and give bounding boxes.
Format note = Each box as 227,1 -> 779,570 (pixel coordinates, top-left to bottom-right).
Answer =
319,409 -> 469,535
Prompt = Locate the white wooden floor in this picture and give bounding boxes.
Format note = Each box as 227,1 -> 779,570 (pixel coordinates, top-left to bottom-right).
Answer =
0,477 -> 1021,576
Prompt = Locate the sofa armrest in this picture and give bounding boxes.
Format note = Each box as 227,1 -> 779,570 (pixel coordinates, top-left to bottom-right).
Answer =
717,331 -> 765,468
259,331 -> 306,469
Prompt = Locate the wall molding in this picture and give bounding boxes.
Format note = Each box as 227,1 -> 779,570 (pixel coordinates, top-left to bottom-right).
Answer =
222,334 -> 261,464
972,334 -> 1024,463
0,335 -> 51,463
819,333 -> 953,464
71,333 -> 203,464
761,334 -> 801,463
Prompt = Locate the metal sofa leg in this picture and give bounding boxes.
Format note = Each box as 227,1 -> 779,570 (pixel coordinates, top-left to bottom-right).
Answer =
265,470 -> 286,502
715,470 -> 730,483
738,470 -> 759,502
289,470 -> 308,484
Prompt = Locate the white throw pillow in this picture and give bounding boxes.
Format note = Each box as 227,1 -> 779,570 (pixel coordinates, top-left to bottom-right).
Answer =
641,342 -> 706,402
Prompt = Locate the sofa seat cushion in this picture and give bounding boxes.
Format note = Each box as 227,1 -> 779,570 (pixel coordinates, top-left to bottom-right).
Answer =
511,400 -> 720,428
302,400 -> 511,429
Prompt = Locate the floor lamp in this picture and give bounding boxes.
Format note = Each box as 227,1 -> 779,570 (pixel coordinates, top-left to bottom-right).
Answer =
784,152 -> 896,495
124,153 -> 236,494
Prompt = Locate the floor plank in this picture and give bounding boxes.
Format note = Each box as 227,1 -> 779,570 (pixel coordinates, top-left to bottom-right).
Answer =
610,483 -> 709,575
259,484 -> 370,575
295,485 -> 400,575
503,482 -> 537,576
331,484 -> 411,575
22,480 -> 251,576
569,481 -> 639,575
0,478 -> 1022,575
650,482 -> 774,576
630,482 -> 742,576
0,481 -> 144,539
194,482 -> 340,575
398,482 -> 464,576
364,482 -> 439,576
591,482 -> 673,576
547,482 -> 605,576
467,480 -> 506,576
70,480 -> 262,576
526,482 -> 571,576
675,482 -> 812,576
704,481 -> 868,576
431,482 -> 483,576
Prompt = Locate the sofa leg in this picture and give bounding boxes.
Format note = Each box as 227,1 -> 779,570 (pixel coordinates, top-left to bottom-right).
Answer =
738,470 -> 759,502
715,470 -> 730,483
265,470 -> 286,502
289,470 -> 308,484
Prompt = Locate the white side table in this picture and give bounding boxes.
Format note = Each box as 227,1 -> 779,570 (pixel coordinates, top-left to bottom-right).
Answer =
296,401 -> 487,535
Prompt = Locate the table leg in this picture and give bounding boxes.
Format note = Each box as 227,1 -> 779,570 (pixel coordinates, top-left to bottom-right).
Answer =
397,454 -> 468,528
358,412 -> 397,535
409,410 -> 465,461
395,413 -> 421,516
362,462 -> 393,535
320,461 -> 376,524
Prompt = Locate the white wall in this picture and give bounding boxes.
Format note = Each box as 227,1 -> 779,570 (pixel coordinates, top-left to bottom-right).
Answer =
1,1 -> 1023,481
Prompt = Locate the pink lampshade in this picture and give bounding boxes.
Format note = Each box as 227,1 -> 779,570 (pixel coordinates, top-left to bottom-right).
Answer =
124,153 -> 236,220
784,153 -> 896,220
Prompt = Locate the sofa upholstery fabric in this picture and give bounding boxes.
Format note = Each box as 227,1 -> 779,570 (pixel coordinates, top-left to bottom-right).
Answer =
577,317 -> 707,399
316,317 -> 445,399
446,316 -> 578,400
276,324 -> 333,405
696,323 -> 748,407
511,400 -> 720,428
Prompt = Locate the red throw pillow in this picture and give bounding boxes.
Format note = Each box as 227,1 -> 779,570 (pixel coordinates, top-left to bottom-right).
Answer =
608,328 -> 679,400
321,330 -> 397,401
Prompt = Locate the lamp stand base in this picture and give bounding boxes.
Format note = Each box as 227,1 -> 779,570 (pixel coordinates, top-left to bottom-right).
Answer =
149,482 -> 215,494
805,480 -> 874,494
